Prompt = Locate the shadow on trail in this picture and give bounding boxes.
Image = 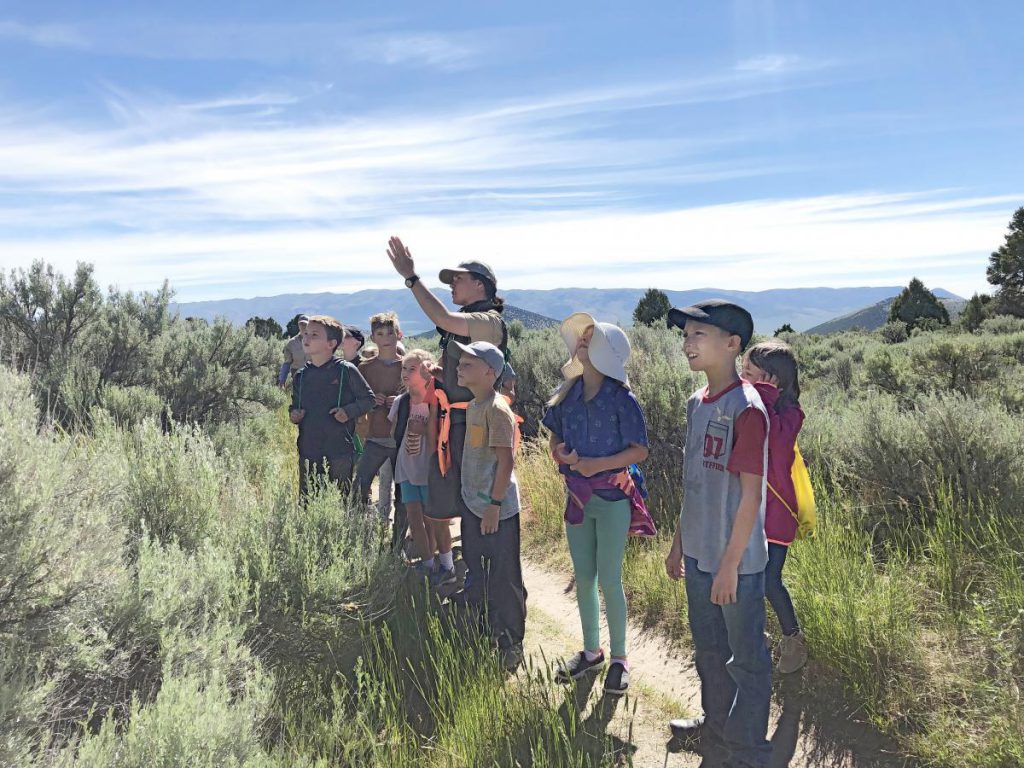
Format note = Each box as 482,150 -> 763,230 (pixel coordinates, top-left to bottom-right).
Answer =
775,670 -> 917,768
553,673 -> 641,767
661,674 -> 915,768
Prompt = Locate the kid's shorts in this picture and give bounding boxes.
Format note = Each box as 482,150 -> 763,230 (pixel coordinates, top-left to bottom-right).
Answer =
399,481 -> 429,505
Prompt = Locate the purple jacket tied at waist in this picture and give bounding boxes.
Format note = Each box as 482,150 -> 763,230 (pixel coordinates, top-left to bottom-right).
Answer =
565,470 -> 657,537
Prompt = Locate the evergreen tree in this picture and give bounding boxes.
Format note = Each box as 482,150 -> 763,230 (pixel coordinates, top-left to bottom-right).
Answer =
285,314 -> 305,338
774,323 -> 795,336
960,293 -> 990,332
888,278 -> 950,331
633,288 -> 671,327
246,316 -> 283,339
986,206 -> 1024,316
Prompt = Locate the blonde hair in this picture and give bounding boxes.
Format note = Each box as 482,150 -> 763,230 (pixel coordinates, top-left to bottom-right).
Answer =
403,348 -> 435,368
547,375 -> 581,408
370,311 -> 401,334
402,348 -> 435,389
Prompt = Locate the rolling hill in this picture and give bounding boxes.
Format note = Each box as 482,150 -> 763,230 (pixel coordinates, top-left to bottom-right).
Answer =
174,285 -> 963,336
805,292 -> 965,335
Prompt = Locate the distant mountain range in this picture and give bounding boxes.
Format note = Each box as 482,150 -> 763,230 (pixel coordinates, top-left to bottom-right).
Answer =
173,286 -> 964,336
805,293 -> 966,335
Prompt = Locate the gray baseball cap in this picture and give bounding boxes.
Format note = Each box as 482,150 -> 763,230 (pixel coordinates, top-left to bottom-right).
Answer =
298,314 -> 310,324
452,340 -> 506,376
439,261 -> 497,287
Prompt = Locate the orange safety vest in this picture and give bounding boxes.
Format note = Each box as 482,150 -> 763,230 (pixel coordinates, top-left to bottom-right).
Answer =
435,390 -> 522,477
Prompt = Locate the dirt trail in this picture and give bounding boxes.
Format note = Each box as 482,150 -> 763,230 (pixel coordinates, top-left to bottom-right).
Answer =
373,482 -> 912,767
521,558 -> 914,768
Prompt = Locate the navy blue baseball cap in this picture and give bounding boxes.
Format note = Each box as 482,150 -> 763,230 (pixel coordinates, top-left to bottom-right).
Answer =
667,299 -> 754,350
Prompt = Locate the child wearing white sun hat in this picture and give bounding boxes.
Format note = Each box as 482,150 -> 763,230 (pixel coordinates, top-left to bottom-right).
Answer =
542,313 -> 655,697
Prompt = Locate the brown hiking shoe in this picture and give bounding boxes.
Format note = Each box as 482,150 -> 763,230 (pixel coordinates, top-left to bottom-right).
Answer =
777,631 -> 808,674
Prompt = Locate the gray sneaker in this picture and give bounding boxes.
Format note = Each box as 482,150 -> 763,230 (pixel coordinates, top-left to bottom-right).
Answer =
555,651 -> 605,684
429,566 -> 457,588
777,631 -> 808,674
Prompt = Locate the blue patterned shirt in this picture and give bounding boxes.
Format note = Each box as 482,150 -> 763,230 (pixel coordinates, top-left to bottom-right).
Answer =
542,378 -> 649,500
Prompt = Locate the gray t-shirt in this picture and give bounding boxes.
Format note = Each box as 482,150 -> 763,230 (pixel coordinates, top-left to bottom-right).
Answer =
680,380 -> 769,575
389,399 -> 431,486
461,392 -> 521,520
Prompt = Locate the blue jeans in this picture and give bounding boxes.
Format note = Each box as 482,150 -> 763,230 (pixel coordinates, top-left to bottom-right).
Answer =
684,556 -> 772,768
765,543 -> 800,636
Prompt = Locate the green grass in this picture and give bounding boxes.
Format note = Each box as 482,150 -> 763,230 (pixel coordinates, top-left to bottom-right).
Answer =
1,372 -> 632,768
519,438 -> 1024,767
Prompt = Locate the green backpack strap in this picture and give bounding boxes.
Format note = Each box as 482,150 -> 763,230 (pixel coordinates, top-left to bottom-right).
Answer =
337,362 -> 365,458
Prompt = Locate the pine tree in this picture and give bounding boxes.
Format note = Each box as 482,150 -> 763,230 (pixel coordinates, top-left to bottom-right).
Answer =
986,207 -> 1024,316
633,288 -> 671,327
959,293 -> 990,332
887,278 -> 950,332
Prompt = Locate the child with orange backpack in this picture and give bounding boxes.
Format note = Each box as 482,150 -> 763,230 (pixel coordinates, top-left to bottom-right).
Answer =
741,339 -> 809,674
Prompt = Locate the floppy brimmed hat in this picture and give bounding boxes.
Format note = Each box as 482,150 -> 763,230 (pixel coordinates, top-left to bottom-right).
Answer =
559,312 -> 631,385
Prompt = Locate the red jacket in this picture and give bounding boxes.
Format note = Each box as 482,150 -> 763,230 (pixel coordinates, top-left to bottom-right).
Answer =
752,382 -> 805,546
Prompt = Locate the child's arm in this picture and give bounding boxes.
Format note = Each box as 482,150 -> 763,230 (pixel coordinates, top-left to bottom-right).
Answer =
571,444 -> 649,477
338,367 -> 376,422
482,446 -> 514,535
710,471 -> 762,605
665,525 -> 684,580
289,372 -> 304,423
572,390 -> 649,475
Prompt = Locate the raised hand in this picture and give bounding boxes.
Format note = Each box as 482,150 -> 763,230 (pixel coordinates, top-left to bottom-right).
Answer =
387,236 -> 416,279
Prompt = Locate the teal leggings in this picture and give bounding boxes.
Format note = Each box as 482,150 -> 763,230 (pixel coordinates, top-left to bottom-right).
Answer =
565,496 -> 631,657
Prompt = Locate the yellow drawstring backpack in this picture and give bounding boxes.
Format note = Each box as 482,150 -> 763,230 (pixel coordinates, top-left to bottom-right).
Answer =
768,443 -> 816,540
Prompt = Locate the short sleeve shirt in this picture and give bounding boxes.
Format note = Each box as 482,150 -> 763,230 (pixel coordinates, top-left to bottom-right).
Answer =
727,408 -> 768,476
541,377 -> 649,500
461,392 -> 521,520
390,399 -> 431,486
465,312 -> 505,346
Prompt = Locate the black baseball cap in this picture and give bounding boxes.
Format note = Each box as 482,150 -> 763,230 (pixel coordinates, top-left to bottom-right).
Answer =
667,300 -> 754,350
343,325 -> 365,349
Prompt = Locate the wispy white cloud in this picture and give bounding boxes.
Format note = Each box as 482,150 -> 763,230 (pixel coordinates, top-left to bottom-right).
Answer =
0,58 -> 1009,300
734,54 -> 803,74
351,33 -> 480,71
0,19 -> 88,48
0,16 -> 488,71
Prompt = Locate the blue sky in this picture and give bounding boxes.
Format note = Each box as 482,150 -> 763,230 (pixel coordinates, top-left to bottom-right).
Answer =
1,1 -> 1021,301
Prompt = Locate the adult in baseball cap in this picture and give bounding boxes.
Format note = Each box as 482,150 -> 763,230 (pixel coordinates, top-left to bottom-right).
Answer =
385,236 -> 509,604
439,261 -> 499,299
667,299 -> 754,351
279,314 -> 312,386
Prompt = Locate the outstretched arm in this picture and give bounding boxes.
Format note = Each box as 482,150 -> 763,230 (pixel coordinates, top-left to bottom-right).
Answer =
387,237 -> 470,337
